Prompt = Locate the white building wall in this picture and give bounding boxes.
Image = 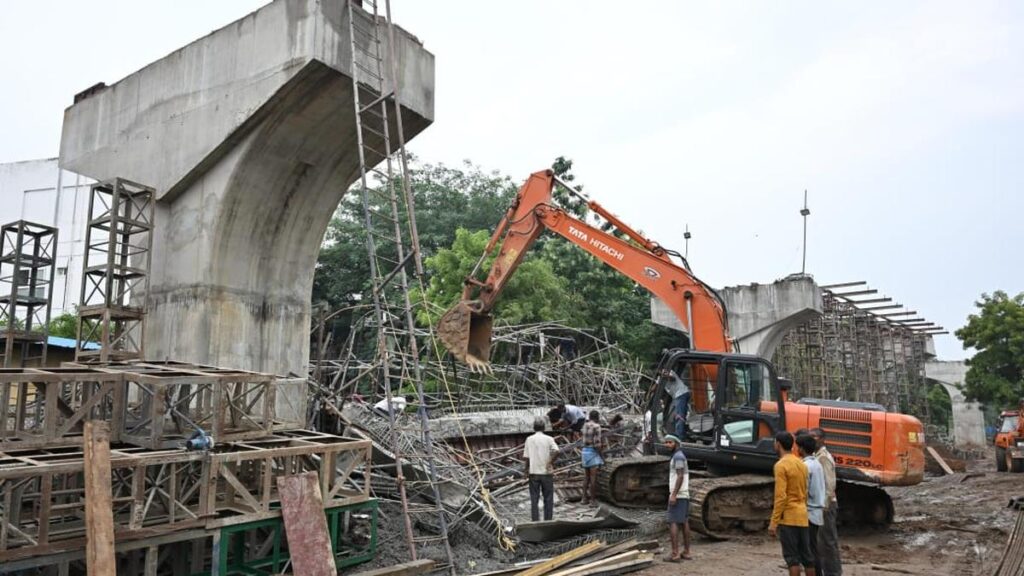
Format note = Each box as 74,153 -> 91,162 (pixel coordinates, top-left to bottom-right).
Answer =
0,158 -> 94,315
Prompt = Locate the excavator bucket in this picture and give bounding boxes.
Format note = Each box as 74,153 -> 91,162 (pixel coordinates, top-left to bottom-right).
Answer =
437,300 -> 494,373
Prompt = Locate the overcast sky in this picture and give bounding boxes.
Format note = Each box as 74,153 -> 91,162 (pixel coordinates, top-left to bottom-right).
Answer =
1,1 -> 1021,360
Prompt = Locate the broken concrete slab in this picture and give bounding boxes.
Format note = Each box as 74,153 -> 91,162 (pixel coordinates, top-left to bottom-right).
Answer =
515,506 -> 638,543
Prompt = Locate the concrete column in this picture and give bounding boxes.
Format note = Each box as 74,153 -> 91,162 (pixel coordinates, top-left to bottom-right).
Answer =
59,0 -> 434,376
925,360 -> 987,448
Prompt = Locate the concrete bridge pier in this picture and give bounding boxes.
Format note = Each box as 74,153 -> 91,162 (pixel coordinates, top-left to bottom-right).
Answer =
925,360 -> 987,448
58,0 -> 435,376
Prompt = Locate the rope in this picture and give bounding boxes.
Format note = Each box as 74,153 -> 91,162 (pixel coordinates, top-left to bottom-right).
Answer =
401,182 -> 518,552
414,296 -> 518,552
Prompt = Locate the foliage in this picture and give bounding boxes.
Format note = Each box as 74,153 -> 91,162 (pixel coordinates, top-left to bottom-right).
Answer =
956,291 -> 1024,409
413,228 -> 574,326
47,311 -> 79,339
0,317 -> 23,330
312,161 -> 518,309
926,382 -> 952,434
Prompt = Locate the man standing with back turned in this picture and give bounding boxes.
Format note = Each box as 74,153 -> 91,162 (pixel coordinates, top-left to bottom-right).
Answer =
769,431 -> 816,576
523,417 -> 559,521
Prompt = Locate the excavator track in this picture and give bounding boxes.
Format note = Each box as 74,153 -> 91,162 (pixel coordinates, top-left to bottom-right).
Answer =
598,457 -> 894,540
687,474 -> 777,540
834,480 -> 894,527
598,455 -> 671,507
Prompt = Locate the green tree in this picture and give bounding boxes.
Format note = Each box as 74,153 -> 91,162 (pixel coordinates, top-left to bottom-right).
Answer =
47,311 -> 79,339
312,161 -> 518,309
926,382 -> 953,434
414,228 -> 574,326
956,291 -> 1024,408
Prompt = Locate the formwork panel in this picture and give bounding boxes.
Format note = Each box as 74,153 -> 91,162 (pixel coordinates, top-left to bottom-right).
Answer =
0,368 -> 124,450
0,431 -> 371,562
118,368 -> 275,450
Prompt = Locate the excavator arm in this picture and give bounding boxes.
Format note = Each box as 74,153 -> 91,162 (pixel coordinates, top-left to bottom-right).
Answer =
438,169 -> 733,369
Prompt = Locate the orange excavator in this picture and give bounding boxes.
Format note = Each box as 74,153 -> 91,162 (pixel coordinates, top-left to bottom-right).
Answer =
995,403 -> 1024,472
438,169 -> 925,537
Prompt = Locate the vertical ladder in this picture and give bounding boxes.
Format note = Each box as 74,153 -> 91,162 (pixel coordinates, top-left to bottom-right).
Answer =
345,0 -> 456,572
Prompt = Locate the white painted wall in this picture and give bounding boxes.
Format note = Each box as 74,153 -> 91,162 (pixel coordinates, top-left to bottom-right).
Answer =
0,158 -> 94,315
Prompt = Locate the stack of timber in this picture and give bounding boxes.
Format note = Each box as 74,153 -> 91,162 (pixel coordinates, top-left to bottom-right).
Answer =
470,538 -> 657,576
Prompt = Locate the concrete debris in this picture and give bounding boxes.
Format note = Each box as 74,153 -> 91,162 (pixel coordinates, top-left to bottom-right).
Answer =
349,559 -> 437,576
516,507 -> 638,543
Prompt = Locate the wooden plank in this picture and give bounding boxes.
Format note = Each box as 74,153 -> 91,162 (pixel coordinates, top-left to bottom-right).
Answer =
84,420 -> 115,576
348,559 -> 437,576
548,551 -> 644,576
144,545 -> 158,576
564,539 -> 658,568
568,557 -> 652,576
469,559 -> 547,576
516,540 -> 605,576
926,446 -> 954,475
276,471 -> 337,576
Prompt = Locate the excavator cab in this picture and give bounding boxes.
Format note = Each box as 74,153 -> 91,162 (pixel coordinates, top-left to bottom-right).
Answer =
647,349 -> 787,473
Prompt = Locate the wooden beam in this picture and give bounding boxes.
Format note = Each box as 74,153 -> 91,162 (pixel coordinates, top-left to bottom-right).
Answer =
349,559 -> 437,576
926,446 -> 954,476
549,551 -> 649,576
568,557 -> 653,576
516,541 -> 605,576
564,539 -> 658,568
277,471 -> 337,576
84,421 -> 115,576
144,546 -> 158,576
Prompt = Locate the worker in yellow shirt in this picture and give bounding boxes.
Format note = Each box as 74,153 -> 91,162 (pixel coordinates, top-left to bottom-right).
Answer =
768,431 -> 816,576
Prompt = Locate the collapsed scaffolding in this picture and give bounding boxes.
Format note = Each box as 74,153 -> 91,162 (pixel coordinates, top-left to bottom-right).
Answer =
310,312 -> 649,418
772,281 -> 946,418
308,313 -> 654,560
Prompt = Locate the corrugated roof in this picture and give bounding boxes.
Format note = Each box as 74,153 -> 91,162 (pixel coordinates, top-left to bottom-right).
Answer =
47,336 -> 100,351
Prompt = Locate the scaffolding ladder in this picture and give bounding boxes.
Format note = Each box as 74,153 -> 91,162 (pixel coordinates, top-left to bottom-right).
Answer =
344,0 -> 456,572
0,221 -> 57,368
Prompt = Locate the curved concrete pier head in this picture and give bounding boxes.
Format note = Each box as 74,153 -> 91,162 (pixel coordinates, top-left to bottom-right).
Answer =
650,276 -> 822,358
925,360 -> 986,448
720,277 -> 823,359
59,0 -> 434,375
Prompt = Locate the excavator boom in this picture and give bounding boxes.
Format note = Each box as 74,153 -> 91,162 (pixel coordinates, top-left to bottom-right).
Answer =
438,169 -> 731,369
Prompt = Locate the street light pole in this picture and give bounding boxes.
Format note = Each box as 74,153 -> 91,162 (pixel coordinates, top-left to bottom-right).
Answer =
800,190 -> 811,275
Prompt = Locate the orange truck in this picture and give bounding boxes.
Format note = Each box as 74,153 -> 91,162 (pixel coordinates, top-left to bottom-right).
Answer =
995,407 -> 1024,472
438,169 -> 925,535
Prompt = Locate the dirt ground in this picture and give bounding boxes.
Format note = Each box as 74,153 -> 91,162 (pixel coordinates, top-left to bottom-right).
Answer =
633,449 -> 1019,575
